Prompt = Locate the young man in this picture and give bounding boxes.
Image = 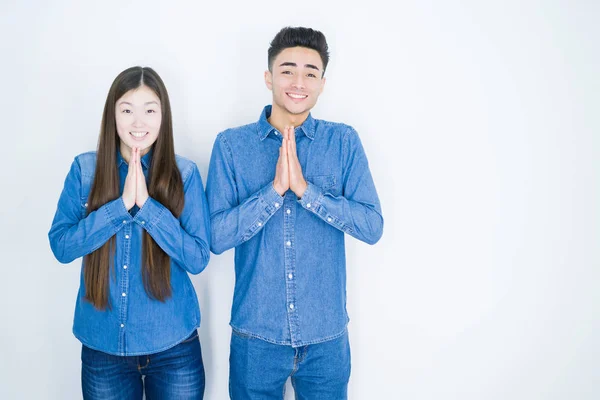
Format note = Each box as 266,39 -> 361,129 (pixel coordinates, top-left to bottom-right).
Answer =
206,27 -> 383,399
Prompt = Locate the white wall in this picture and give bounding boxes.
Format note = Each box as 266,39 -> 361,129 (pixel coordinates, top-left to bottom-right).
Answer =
1,1 -> 598,399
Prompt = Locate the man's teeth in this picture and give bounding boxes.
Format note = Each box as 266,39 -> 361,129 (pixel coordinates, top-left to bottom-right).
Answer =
130,132 -> 147,138
288,93 -> 307,99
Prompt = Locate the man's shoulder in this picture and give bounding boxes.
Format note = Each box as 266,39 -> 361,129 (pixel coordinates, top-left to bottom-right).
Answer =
313,117 -> 357,138
217,121 -> 259,143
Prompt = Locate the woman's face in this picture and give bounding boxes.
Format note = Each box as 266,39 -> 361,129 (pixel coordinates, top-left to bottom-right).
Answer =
115,84 -> 162,159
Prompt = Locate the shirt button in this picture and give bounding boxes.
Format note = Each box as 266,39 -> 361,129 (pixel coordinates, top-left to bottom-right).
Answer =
120,324 -> 125,328
274,202 -> 280,208
288,273 -> 293,279
257,222 -> 262,227
125,235 -> 130,239
84,203 -> 88,207
286,209 -> 291,214
122,293 -> 126,297
327,217 -> 332,222
306,203 -> 311,208
286,241 -> 291,247
289,304 -> 294,310
123,265 -> 127,269
122,220 -> 127,224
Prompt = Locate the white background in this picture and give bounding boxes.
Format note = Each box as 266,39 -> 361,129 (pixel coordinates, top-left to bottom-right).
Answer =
1,1 -> 598,399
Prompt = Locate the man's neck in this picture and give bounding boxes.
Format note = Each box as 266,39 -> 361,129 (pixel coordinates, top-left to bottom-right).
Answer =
267,104 -> 309,133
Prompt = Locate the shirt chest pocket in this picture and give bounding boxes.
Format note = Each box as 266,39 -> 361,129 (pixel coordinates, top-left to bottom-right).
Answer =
307,174 -> 338,195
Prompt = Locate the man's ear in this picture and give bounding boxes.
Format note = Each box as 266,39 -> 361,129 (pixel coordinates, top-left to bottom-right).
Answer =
265,70 -> 273,90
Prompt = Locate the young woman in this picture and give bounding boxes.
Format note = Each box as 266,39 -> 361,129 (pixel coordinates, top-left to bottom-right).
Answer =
49,66 -> 210,399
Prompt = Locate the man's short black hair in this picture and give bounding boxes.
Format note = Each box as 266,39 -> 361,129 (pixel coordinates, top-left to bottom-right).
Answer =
268,27 -> 330,75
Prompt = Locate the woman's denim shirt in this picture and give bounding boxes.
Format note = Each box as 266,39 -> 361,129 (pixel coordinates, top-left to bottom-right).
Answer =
49,150 -> 210,356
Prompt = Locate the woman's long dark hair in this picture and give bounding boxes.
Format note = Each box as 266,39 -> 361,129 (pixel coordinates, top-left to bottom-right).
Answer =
84,66 -> 184,310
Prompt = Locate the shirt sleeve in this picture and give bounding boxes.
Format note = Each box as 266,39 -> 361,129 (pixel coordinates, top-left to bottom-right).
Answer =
48,158 -> 132,264
297,127 -> 384,245
206,133 -> 284,255
132,163 -> 211,275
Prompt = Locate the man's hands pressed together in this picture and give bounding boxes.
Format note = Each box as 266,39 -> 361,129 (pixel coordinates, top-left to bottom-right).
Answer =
273,126 -> 307,198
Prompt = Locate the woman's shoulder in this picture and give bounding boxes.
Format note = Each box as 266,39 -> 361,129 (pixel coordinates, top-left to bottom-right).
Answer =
174,154 -> 198,182
73,151 -> 97,176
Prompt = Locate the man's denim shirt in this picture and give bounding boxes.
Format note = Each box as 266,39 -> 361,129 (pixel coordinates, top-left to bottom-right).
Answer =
206,106 -> 383,347
48,150 -> 210,356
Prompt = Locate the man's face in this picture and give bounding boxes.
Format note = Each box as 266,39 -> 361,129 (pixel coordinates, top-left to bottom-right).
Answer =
265,46 -> 326,118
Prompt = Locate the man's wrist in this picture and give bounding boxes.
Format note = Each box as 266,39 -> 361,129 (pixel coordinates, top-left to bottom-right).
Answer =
273,181 -> 286,196
293,181 -> 308,199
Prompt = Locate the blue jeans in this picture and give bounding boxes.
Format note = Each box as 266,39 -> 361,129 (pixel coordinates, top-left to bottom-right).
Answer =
229,330 -> 351,400
81,331 -> 205,399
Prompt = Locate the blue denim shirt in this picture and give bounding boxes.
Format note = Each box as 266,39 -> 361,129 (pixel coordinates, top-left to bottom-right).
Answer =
206,106 -> 383,347
49,150 -> 210,356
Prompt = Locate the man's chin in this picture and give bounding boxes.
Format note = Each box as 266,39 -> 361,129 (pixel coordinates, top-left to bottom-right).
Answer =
285,105 -> 311,116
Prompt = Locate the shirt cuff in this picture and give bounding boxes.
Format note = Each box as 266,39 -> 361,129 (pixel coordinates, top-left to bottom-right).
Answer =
104,197 -> 133,229
240,184 -> 284,241
133,197 -> 166,231
297,182 -> 323,212
260,183 -> 285,212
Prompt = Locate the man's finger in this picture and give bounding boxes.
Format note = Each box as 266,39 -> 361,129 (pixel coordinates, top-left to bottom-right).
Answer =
287,136 -> 297,161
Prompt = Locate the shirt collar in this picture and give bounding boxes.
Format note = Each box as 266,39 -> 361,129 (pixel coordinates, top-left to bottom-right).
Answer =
117,147 -> 153,169
256,105 -> 316,141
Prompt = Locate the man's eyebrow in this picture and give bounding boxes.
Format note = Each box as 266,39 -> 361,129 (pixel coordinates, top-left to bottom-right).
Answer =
279,61 -> 321,71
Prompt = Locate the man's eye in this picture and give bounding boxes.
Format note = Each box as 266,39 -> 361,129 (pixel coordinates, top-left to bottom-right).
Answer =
282,71 -> 292,75
307,73 -> 317,78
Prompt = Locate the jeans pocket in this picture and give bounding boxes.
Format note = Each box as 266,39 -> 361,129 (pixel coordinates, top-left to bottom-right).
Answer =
81,345 -> 118,368
231,329 -> 253,340
180,330 -> 199,344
